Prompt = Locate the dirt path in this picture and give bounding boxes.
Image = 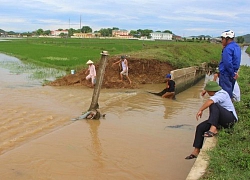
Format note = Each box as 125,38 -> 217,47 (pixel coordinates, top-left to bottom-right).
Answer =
49,57 -> 174,88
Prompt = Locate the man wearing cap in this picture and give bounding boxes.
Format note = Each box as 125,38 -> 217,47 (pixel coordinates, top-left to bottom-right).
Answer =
85,60 -> 96,87
112,55 -> 132,84
162,74 -> 175,99
219,30 -> 241,98
185,81 -> 238,160
148,73 -> 175,99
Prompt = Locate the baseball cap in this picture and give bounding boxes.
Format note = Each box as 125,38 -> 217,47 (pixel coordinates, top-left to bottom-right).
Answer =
166,74 -> 171,78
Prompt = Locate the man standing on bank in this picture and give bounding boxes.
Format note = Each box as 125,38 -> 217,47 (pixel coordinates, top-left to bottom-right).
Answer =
185,81 -> 238,160
112,55 -> 132,84
219,30 -> 241,98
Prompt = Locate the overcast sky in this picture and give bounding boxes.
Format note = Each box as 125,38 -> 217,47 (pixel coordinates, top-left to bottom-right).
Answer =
1,0 -> 249,37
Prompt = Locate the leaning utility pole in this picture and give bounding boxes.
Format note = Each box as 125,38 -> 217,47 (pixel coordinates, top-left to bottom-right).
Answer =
71,51 -> 109,121
88,51 -> 109,111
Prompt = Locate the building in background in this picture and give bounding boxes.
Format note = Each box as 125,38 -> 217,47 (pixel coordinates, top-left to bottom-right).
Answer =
112,29 -> 133,39
51,30 -> 68,36
72,32 -> 101,38
150,32 -> 173,40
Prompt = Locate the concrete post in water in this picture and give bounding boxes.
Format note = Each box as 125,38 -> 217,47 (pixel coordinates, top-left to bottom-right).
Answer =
88,51 -> 109,111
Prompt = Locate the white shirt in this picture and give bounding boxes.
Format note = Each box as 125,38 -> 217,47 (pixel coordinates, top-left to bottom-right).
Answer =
88,64 -> 96,76
215,77 -> 240,102
210,89 -> 238,120
121,59 -> 128,71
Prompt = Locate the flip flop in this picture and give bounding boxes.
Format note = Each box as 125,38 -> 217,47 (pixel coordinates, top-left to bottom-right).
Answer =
185,154 -> 197,160
203,130 -> 217,137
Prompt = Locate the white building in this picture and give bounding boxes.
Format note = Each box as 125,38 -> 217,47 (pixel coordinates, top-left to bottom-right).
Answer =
150,32 -> 172,40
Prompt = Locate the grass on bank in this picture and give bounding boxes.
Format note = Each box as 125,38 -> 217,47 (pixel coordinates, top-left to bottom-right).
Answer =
201,65 -> 250,180
0,38 -> 223,72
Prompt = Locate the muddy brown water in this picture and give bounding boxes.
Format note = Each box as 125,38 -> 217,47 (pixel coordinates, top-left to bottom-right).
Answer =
0,53 -> 212,180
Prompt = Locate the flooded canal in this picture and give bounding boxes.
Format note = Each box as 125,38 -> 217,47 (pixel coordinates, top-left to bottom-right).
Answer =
0,46 -> 248,180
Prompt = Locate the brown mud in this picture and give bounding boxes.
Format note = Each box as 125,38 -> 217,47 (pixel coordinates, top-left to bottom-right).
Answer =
0,53 -> 207,180
49,57 -> 174,88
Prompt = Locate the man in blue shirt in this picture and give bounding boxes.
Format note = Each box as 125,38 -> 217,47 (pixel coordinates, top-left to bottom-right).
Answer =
185,81 -> 238,160
219,30 -> 241,98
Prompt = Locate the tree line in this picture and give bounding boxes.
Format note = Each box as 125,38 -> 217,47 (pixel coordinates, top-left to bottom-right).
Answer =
0,27 -> 245,43
0,27 -> 173,38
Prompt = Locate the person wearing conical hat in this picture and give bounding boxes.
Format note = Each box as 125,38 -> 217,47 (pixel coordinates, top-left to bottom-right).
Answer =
85,60 -> 96,87
185,81 -> 238,160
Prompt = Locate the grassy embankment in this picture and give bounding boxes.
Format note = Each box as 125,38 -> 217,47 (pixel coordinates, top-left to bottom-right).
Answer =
0,38 -> 222,73
246,45 -> 250,54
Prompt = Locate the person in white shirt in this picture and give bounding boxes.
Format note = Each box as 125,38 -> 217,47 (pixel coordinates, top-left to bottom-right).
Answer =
112,55 -> 132,84
85,60 -> 96,87
185,81 -> 238,160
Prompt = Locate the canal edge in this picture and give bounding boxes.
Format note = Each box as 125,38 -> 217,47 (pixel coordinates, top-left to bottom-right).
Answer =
186,137 -> 217,180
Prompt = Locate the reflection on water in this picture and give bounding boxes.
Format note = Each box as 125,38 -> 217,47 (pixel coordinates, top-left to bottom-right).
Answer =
86,120 -> 103,168
241,46 -> 250,66
0,53 -> 66,83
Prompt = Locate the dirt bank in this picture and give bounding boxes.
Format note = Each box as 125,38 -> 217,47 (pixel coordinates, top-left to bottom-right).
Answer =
48,57 -> 174,88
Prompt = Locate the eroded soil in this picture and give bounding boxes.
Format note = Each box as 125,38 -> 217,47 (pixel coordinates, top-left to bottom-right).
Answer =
49,57 -> 174,88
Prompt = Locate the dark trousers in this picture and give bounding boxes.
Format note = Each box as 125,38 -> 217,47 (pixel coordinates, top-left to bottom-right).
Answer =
193,103 -> 237,149
152,88 -> 168,96
219,74 -> 236,98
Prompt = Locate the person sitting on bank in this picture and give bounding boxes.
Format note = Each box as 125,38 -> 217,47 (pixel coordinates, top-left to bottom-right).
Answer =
185,81 -> 238,160
162,74 -> 175,99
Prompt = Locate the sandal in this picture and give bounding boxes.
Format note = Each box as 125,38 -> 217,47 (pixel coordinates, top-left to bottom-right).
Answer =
203,130 -> 217,137
185,154 -> 197,160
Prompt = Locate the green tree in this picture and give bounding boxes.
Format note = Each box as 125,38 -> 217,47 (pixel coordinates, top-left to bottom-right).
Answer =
68,28 -> 80,37
236,36 -> 244,43
137,29 -> 153,38
129,30 -> 138,37
163,30 -> 173,34
36,28 -> 44,35
0,29 -> 5,33
7,31 -> 16,35
81,26 -> 92,33
43,30 -> 51,36
59,33 -> 67,38
99,28 -> 112,37
142,29 -> 153,38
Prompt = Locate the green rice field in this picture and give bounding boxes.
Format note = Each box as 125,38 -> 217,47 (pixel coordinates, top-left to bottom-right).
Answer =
0,38 -> 222,72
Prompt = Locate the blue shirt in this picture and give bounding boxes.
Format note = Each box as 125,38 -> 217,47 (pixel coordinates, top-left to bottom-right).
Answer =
219,41 -> 241,77
210,89 -> 238,120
